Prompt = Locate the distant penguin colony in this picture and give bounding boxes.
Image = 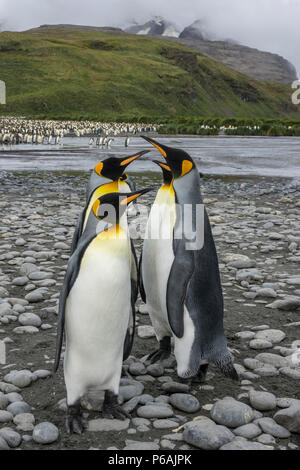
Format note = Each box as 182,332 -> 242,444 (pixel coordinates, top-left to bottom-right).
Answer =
0,117 -> 158,147
54,136 -> 238,434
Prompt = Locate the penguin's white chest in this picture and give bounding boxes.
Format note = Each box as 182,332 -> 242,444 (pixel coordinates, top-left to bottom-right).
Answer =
64,232 -> 131,392
142,185 -> 176,338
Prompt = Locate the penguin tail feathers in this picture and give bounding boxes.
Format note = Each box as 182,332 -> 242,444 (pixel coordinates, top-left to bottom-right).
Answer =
213,352 -> 239,382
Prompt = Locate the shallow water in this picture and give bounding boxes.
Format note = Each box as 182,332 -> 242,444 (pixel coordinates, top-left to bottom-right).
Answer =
0,135 -> 300,178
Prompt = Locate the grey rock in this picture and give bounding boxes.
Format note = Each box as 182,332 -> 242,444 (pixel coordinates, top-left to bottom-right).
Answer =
153,419 -> 178,429
25,290 -> 45,303
0,435 -> 9,450
4,370 -> 33,388
249,390 -> 277,411
256,434 -> 276,445
169,394 -> 200,413
220,436 -> 273,450
123,440 -> 160,450
129,362 -> 147,376
146,363 -> 165,377
250,339 -> 273,350
255,353 -> 288,369
131,417 -> 151,427
0,427 -> 22,448
13,326 -> 39,334
279,367 -> 300,380
233,423 -> 261,439
0,391 -> 10,409
20,263 -> 38,276
33,422 -> 59,444
13,413 -> 35,431
183,419 -> 235,450
137,404 -> 174,419
7,401 -> 31,416
18,312 -> 42,327
0,410 -> 13,423
266,297 -> 300,311
257,417 -> 291,438
255,329 -> 286,344
274,406 -> 300,433
211,397 -> 254,428
161,381 -> 190,394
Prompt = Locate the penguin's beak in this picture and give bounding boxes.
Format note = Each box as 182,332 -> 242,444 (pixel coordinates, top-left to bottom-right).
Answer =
152,160 -> 171,172
120,187 -> 154,206
120,150 -> 150,167
141,136 -> 168,159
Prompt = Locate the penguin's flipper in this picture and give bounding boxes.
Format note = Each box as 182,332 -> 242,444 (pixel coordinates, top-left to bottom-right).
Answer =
54,234 -> 95,372
123,240 -> 138,361
138,249 -> 146,303
166,239 -> 195,339
70,208 -> 86,255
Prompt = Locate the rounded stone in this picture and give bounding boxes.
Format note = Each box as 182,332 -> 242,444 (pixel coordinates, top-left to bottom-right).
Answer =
169,394 -> 200,413
255,329 -> 286,344
0,428 -> 22,448
233,423 -> 261,439
7,401 -> 31,416
0,391 -> 10,409
33,422 -> 59,444
257,417 -> 291,438
250,339 -> 273,350
137,404 -> 174,419
4,370 -> 33,388
211,397 -> 254,428
13,413 -> 35,431
183,419 -> 235,450
161,381 -> 190,394
249,390 -> 277,411
0,410 -> 13,423
18,312 -> 42,327
129,362 -> 147,376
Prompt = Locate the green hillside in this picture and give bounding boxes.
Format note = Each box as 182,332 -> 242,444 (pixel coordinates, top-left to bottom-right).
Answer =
0,27 -> 299,120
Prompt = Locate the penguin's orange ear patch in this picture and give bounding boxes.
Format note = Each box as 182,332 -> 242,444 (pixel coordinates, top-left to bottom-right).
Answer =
94,162 -> 103,175
181,160 -> 193,177
92,199 -> 100,217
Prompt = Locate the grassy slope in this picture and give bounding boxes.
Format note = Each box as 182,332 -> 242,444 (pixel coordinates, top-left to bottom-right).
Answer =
0,28 -> 299,119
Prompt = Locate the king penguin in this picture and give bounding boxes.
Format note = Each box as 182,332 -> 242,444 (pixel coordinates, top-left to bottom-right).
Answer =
71,151 -> 149,254
54,188 -> 152,433
140,136 -> 238,382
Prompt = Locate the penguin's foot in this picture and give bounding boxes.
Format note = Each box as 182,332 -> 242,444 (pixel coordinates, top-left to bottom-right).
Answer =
147,336 -> 171,364
66,402 -> 85,434
191,363 -> 209,384
102,391 -> 130,421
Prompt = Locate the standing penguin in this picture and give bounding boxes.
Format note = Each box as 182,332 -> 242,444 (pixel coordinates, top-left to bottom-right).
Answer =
141,136 -> 238,382
54,189 -> 152,433
71,151 -> 149,254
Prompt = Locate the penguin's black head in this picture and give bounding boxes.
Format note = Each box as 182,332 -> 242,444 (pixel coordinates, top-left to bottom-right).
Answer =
142,136 -> 195,179
152,160 -> 173,185
92,188 -> 153,223
94,150 -> 150,180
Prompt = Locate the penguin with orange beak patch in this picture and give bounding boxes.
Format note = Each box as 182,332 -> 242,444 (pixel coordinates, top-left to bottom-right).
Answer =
141,136 -> 238,383
71,151 -> 149,254
54,188 -> 153,433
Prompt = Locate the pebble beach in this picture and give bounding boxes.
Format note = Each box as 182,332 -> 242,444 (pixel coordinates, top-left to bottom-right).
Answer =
0,169 -> 300,450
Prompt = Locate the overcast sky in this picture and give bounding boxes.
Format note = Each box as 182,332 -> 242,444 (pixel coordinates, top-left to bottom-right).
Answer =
0,0 -> 299,76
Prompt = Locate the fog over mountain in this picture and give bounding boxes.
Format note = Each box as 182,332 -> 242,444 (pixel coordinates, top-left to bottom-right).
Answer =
0,0 -> 299,76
